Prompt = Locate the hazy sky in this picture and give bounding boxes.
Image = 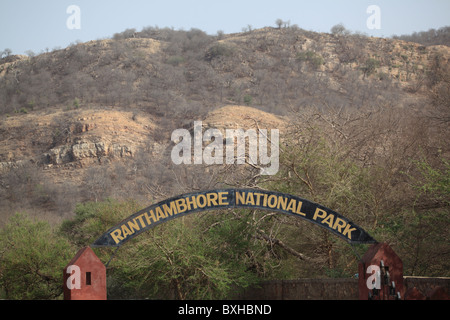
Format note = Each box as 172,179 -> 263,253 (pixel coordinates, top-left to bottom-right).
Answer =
1,0 -> 449,55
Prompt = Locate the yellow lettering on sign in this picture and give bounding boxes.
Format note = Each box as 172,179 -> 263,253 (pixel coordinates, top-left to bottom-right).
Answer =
253,193 -> 264,206
197,194 -> 207,208
143,211 -> 157,225
175,199 -> 187,213
322,213 -> 335,228
162,202 -> 178,217
262,193 -> 268,206
104,190 -> 367,246
236,191 -> 246,205
286,199 -> 296,213
277,196 -> 287,211
313,208 -> 327,220
246,192 -> 255,205
110,229 -> 124,244
121,224 -> 133,238
343,224 -> 357,240
207,193 -> 218,206
295,201 -> 307,216
267,195 -> 277,208
218,192 -> 229,205
128,219 -> 141,233
185,196 -> 198,210
135,215 -> 146,229
333,217 -> 347,233
155,207 -> 167,220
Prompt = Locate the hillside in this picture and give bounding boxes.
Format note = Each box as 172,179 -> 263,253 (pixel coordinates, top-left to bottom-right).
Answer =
0,102 -> 290,224
0,26 -> 449,223
0,27 -> 447,212
1,27 -> 449,117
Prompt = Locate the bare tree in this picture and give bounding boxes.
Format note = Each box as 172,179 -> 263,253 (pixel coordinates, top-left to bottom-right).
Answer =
83,166 -> 111,203
1,48 -> 12,58
275,19 -> 284,29
330,23 -> 350,36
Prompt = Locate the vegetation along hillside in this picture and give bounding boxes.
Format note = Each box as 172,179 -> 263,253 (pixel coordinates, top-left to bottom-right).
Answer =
0,24 -> 448,299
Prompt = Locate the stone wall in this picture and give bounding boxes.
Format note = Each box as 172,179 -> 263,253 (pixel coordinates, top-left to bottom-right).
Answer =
404,277 -> 450,300
237,279 -> 359,300
237,277 -> 450,300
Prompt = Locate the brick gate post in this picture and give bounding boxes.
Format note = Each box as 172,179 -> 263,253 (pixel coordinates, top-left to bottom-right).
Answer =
63,247 -> 107,300
358,242 -> 404,300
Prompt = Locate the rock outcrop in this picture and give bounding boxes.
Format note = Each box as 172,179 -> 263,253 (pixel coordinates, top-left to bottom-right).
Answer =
0,107 -> 156,170
44,139 -> 135,166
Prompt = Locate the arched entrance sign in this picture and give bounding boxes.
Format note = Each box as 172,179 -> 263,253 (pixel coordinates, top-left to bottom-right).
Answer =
92,189 -> 377,248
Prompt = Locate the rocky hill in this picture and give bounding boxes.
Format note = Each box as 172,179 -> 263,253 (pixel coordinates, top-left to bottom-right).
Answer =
0,26 -> 448,224
2,26 -> 449,116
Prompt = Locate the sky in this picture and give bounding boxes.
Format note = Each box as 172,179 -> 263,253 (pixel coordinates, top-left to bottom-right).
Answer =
0,0 -> 449,55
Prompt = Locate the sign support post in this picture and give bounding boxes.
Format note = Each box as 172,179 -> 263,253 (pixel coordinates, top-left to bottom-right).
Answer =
358,242 -> 404,300
63,247 -> 107,300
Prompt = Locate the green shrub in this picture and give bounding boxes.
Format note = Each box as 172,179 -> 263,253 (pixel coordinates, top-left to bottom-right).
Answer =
361,58 -> 380,77
243,94 -> 253,106
166,55 -> 185,66
296,51 -> 324,69
73,98 -> 80,109
0,214 -> 74,299
205,44 -> 234,61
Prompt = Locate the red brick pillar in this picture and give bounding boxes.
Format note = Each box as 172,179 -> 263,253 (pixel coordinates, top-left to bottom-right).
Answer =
63,247 -> 107,300
358,243 -> 404,300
